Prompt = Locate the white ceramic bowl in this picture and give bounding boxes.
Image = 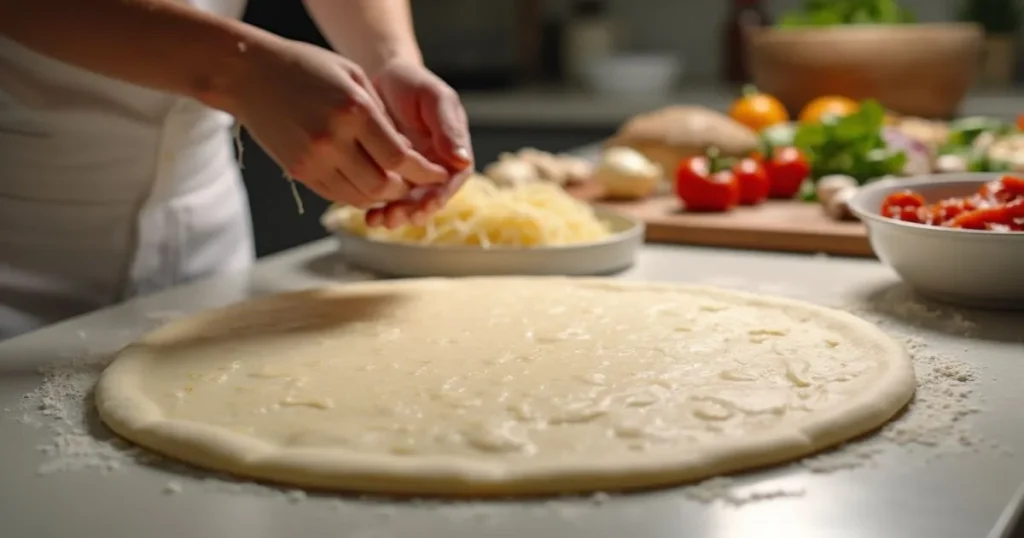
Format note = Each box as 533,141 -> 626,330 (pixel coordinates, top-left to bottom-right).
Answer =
582,54 -> 682,97
848,173 -> 1024,310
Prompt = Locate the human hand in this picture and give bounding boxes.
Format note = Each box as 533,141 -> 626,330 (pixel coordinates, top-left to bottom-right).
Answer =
226,39 -> 450,211
365,60 -> 474,228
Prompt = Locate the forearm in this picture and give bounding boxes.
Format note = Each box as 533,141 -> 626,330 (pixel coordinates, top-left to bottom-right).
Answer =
0,0 -> 278,113
303,0 -> 421,74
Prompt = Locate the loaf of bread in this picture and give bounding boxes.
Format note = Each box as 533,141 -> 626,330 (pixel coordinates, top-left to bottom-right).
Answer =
604,106 -> 759,175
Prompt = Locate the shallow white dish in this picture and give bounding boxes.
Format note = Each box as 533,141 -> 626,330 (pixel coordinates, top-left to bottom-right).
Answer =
849,173 -> 1024,310
330,207 -> 644,278
582,53 -> 682,97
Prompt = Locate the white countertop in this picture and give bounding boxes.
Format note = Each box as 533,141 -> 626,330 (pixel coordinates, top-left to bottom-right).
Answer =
2,239 -> 1023,538
461,86 -> 1023,127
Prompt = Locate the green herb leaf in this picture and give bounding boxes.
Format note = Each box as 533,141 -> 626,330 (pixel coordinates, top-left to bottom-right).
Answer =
798,179 -> 818,202
792,98 -> 905,184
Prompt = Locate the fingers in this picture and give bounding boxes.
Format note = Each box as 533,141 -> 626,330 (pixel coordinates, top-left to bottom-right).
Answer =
361,161 -> 469,231
416,168 -> 470,218
303,64 -> 466,219
348,66 -> 391,126
329,169 -> 374,209
367,200 -> 418,229
440,166 -> 473,202
308,90 -> 445,209
289,136 -> 379,209
365,187 -> 437,230
420,86 -> 473,170
355,104 -> 449,186
303,177 -> 333,202
301,165 -> 374,210
335,142 -> 408,202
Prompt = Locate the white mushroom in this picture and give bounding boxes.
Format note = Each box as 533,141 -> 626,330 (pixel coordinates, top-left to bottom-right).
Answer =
517,148 -> 569,185
595,146 -> 662,200
935,154 -> 969,173
824,186 -> 858,221
816,174 -> 857,206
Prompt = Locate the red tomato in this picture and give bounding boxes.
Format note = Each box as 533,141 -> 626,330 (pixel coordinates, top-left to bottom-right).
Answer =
763,147 -> 811,199
929,198 -> 974,224
998,175 -> 1024,201
732,157 -> 770,205
884,177 -> 1024,231
1017,113 -> 1024,132
675,157 -> 740,212
948,200 -> 1024,230
880,190 -> 926,223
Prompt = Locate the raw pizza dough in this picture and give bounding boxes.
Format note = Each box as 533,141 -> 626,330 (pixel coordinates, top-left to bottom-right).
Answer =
95,277 -> 915,496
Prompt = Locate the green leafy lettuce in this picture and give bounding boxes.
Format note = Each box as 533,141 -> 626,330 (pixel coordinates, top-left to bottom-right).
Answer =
778,0 -> 916,27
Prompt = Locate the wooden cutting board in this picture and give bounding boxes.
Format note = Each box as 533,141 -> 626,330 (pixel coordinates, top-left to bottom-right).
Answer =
569,183 -> 874,258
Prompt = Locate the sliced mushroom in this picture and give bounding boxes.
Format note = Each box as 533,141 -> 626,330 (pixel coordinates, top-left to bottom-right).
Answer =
557,154 -> 596,184
516,148 -> 568,185
483,157 -> 539,188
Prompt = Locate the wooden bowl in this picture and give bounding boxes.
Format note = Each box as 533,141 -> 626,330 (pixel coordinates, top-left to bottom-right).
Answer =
748,23 -> 983,119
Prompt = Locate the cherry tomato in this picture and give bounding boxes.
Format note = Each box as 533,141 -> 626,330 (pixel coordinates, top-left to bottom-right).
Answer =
947,200 -> 1023,230
675,156 -> 740,212
1017,113 -> 1024,132
880,177 -> 1024,232
928,199 -> 967,224
732,157 -> 770,205
763,147 -> 811,199
979,176 -> 1024,205
999,175 -> 1024,200
729,86 -> 790,132
1008,197 -> 1024,218
798,96 -> 859,124
880,190 -> 926,223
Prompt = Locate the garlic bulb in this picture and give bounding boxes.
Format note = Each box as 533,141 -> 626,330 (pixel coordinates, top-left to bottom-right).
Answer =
596,147 -> 662,200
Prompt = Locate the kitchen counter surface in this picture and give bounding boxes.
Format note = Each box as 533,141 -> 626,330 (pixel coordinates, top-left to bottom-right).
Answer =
2,239 -> 1023,538
461,86 -> 1023,128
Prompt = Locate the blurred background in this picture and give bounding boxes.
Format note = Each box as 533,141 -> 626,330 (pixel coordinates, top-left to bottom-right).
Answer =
240,0 -> 1023,257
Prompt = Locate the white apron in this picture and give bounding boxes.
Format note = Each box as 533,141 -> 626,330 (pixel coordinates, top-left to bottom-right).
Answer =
0,0 -> 254,340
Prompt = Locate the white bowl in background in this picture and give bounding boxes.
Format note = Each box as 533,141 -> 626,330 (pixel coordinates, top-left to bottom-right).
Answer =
582,54 -> 682,97
848,173 -> 1024,310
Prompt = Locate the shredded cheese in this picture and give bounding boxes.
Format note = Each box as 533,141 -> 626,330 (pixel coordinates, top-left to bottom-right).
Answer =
322,175 -> 611,248
285,174 -> 305,215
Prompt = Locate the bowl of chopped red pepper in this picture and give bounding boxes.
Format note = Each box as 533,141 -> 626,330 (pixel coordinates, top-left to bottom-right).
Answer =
848,173 -> 1024,310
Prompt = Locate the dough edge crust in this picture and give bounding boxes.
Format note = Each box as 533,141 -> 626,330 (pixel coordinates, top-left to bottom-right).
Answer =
94,277 -> 916,497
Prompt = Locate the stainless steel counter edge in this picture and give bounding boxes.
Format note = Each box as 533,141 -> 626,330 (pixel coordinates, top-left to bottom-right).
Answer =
2,239 -> 1023,538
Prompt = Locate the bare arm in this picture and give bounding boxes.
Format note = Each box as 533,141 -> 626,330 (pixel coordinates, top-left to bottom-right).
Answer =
303,0 -> 422,74
0,0 -> 279,113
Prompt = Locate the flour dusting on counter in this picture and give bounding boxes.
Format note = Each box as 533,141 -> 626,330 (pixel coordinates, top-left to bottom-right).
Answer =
682,477 -> 805,506
5,281 -> 992,508
798,334 -> 986,473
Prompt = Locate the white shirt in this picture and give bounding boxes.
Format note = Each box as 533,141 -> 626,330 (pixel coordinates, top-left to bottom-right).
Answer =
0,0 -> 254,339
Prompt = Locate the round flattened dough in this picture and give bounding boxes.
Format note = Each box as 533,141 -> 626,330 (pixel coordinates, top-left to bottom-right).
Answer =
95,278 -> 915,497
